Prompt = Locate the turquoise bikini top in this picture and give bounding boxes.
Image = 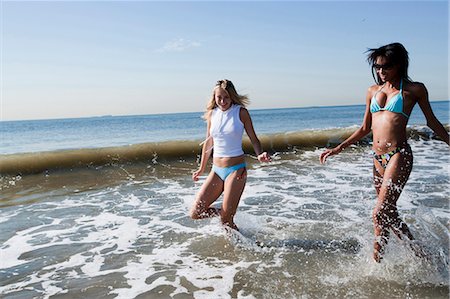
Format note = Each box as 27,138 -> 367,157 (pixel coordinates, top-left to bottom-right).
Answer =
370,79 -> 409,119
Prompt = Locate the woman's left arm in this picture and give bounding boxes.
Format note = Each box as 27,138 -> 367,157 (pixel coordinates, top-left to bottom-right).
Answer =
240,108 -> 271,162
416,83 -> 449,145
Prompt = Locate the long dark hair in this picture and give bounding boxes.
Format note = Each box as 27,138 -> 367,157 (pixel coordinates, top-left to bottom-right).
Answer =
366,42 -> 411,85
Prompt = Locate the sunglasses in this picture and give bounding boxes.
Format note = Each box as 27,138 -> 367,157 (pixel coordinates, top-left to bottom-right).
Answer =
373,63 -> 394,70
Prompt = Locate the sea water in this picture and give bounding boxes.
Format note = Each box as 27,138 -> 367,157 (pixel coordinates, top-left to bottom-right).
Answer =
0,102 -> 449,298
1,101 -> 448,155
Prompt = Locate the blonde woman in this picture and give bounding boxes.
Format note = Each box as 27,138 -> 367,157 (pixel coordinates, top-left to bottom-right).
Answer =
190,80 -> 271,230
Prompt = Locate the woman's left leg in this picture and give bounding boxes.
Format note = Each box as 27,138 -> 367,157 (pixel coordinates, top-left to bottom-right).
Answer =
221,167 -> 247,230
372,146 -> 414,262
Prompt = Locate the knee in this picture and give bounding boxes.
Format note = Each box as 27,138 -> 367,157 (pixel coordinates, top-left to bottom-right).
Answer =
189,199 -> 205,220
372,207 -> 387,225
372,208 -> 381,224
373,206 -> 395,226
189,208 -> 200,220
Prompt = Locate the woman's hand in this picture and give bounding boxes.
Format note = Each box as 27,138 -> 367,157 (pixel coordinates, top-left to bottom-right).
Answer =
192,168 -> 203,181
257,152 -> 271,163
320,147 -> 342,164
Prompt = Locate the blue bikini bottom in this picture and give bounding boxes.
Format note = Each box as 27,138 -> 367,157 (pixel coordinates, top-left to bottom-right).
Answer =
212,163 -> 246,181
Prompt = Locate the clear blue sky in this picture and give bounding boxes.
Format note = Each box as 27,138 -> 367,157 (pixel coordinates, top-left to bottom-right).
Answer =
1,0 -> 448,121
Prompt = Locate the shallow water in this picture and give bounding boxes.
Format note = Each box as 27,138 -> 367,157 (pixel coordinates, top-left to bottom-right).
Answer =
1,138 -> 448,298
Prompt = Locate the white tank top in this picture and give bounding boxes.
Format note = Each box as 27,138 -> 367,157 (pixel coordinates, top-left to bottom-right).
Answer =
210,104 -> 245,158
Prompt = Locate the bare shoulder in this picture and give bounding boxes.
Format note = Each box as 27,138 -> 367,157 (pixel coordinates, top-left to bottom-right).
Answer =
239,106 -> 251,122
368,84 -> 380,91
405,81 -> 428,101
367,84 -> 381,99
239,106 -> 250,116
406,81 -> 427,92
368,84 -> 381,94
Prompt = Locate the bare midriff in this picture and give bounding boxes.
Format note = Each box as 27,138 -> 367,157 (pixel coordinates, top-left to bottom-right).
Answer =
213,155 -> 246,167
371,112 -> 408,154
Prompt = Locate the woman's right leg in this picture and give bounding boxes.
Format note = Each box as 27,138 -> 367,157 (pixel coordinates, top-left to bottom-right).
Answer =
190,171 -> 224,219
372,164 -> 390,262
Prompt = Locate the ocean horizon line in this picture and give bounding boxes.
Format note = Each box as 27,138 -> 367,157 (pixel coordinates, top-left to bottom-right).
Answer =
2,100 -> 449,123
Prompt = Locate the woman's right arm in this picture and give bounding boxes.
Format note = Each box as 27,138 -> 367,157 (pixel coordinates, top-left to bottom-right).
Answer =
320,87 -> 373,164
193,112 -> 213,181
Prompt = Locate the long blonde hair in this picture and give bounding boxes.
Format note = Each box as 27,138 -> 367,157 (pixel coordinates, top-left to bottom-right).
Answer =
203,79 -> 250,119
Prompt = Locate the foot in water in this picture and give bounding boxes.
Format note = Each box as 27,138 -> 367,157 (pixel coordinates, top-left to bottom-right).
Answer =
373,236 -> 388,263
373,238 -> 432,263
223,224 -> 239,237
409,241 -> 432,262
373,242 -> 383,263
